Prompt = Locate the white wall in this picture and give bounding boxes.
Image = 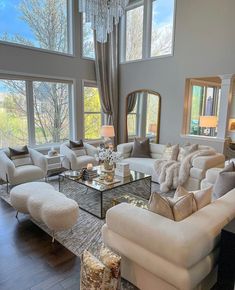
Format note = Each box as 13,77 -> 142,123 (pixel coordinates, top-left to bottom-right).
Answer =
119,0 -> 235,151
0,0 -> 96,141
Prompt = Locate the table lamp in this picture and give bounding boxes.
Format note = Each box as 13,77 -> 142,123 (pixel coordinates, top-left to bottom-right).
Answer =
199,116 -> 218,136
148,123 -> 157,134
101,125 -> 115,147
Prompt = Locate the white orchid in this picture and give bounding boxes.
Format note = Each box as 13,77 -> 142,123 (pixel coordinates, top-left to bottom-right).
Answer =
95,148 -> 122,165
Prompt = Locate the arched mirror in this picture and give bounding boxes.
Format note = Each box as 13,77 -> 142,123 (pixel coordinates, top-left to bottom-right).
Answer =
125,90 -> 161,143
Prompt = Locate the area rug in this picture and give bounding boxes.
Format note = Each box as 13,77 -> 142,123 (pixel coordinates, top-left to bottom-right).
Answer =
0,180 -> 174,290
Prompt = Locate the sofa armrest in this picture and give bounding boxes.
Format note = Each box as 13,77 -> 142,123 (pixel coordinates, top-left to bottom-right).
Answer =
0,152 -> 15,181
117,143 -> 133,158
105,196 -> 235,268
60,143 -> 77,170
192,153 -> 225,170
84,143 -> 98,157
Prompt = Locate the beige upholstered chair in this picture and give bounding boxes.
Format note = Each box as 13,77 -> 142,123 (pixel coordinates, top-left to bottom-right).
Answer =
60,142 -> 98,170
0,148 -> 47,190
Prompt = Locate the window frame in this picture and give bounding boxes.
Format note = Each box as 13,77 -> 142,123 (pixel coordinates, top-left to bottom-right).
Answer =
0,73 -> 74,148
120,0 -> 176,64
0,0 -> 74,57
183,78 -> 221,138
82,80 -> 104,141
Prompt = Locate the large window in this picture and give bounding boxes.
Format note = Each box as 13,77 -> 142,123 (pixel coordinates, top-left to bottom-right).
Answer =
122,0 -> 175,62
82,14 -> 95,59
186,80 -> 221,137
83,83 -> 102,139
151,0 -> 175,57
0,77 -> 72,148
126,5 -> 144,62
0,0 -> 71,54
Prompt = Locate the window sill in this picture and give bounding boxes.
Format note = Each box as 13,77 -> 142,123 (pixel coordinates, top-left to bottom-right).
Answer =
180,134 -> 226,143
0,40 -> 75,58
120,52 -> 174,65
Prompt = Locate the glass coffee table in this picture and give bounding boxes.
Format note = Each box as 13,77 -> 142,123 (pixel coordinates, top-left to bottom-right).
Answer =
58,166 -> 151,219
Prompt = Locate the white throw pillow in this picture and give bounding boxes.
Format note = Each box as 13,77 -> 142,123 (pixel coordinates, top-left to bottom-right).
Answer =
162,144 -> 179,161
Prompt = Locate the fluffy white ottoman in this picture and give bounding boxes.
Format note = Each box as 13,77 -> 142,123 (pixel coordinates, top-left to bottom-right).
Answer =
10,182 -> 79,242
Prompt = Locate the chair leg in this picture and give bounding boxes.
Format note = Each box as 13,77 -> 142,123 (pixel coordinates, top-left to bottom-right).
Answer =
52,231 -> 55,243
15,211 -> 19,218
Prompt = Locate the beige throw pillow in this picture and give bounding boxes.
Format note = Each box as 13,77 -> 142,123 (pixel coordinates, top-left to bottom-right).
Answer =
175,186 -> 212,210
148,192 -> 195,221
214,162 -> 235,199
162,144 -> 179,161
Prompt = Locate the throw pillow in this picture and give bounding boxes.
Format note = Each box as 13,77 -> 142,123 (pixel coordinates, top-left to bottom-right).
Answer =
175,186 -> 212,211
100,246 -> 121,290
213,162 -> 235,199
80,250 -> 106,290
177,144 -> 199,162
131,138 -> 151,158
148,192 -> 195,221
162,144 -> 179,161
69,140 -> 87,157
80,248 -> 121,290
70,139 -> 84,149
9,145 -> 33,167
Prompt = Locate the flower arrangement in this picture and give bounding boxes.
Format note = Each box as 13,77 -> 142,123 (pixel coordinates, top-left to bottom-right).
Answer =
96,148 -> 122,170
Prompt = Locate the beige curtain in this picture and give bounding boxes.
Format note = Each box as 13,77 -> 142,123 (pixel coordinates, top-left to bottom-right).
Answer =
95,25 -> 119,145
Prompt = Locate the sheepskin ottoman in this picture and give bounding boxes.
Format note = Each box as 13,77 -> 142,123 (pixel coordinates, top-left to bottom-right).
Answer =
10,182 -> 79,242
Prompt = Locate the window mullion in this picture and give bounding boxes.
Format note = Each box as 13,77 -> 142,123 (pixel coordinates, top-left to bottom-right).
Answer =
143,0 -> 152,59
26,81 -> 36,146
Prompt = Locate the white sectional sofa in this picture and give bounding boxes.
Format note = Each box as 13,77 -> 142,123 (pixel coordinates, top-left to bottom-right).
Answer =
102,189 -> 235,290
117,142 -> 225,190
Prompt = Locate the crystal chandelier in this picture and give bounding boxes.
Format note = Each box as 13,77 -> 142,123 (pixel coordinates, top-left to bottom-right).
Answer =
79,0 -> 129,43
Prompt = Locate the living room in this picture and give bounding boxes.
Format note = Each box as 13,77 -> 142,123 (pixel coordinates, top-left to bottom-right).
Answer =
0,0 -> 235,289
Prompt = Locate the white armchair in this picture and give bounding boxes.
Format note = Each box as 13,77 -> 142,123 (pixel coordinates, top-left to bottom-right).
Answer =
0,148 -> 47,189
60,142 -> 98,170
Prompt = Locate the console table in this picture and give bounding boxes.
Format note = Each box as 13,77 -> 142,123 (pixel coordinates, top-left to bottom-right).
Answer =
217,218 -> 235,289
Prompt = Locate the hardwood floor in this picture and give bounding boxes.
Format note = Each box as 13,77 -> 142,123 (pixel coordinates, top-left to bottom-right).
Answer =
0,199 -> 80,290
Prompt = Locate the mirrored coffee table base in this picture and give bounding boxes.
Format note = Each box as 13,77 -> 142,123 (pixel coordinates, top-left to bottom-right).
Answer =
59,168 -> 151,219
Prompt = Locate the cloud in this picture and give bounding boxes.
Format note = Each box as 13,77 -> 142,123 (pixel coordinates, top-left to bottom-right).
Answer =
0,0 -> 6,10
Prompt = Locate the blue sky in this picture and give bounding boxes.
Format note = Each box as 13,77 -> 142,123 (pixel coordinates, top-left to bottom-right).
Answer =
0,0 -> 35,41
152,0 -> 175,28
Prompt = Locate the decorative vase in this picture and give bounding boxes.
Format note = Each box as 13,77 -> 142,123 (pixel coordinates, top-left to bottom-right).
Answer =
105,170 -> 115,183
103,160 -> 113,171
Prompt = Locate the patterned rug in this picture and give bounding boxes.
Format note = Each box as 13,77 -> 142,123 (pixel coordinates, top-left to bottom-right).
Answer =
0,178 -> 174,290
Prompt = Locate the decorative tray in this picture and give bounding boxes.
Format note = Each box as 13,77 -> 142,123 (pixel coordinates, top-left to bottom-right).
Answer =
93,177 -> 121,185
64,170 -> 81,178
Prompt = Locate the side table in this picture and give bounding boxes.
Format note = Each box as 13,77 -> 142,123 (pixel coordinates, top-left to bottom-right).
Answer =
45,154 -> 65,178
217,218 -> 235,290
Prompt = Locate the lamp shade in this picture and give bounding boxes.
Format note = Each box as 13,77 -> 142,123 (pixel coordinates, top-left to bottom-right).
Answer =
199,116 -> 218,128
148,123 -> 157,133
101,125 -> 115,137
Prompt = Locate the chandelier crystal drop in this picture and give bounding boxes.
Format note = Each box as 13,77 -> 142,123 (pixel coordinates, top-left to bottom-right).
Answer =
79,0 -> 129,43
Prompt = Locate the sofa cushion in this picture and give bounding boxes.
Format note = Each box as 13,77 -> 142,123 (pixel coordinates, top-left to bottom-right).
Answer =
148,192 -> 195,221
122,158 -> 156,176
131,138 -> 151,158
162,144 -> 179,161
12,165 -> 45,185
76,155 -> 97,169
214,162 -> 235,199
